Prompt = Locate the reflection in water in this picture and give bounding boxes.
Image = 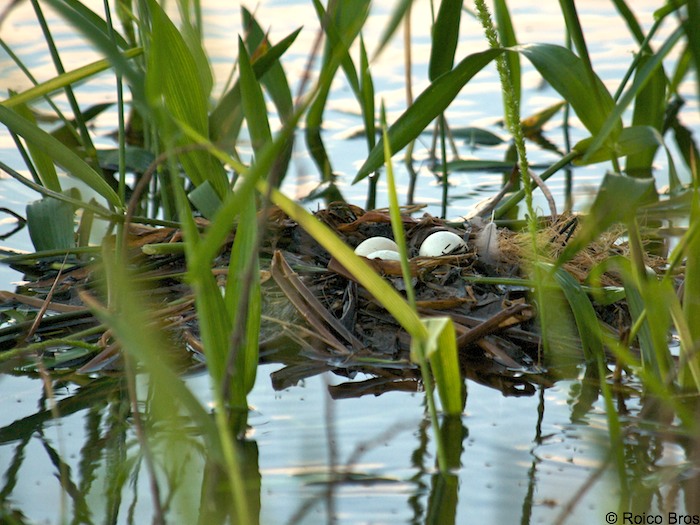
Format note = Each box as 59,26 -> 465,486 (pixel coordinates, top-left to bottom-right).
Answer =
1,362 -> 700,523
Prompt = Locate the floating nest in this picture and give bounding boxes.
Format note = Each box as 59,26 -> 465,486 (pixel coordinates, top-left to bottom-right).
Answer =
0,202 -> 666,397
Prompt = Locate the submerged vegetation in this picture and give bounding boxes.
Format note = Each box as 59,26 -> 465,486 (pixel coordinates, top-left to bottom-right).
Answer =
0,0 -> 699,523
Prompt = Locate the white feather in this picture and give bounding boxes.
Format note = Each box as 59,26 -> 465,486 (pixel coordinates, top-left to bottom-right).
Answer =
475,221 -> 500,264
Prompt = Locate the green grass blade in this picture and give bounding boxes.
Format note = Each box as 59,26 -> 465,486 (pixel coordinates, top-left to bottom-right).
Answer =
2,48 -> 142,110
241,8 -> 294,121
517,43 -> 620,140
210,27 -> 301,148
626,58 -> 667,176
241,7 -> 295,182
169,168 -> 234,396
192,271 -> 234,391
0,159 -> 116,220
580,25 -> 684,164
381,103 -> 413,307
53,0 -> 131,49
590,256 -> 672,381
359,36 -> 376,152
238,38 -> 272,155
43,0 -> 145,108
610,0 -> 645,42
552,266 -> 605,362
0,106 -> 122,208
87,265 -> 218,439
361,36 -> 377,207
328,0 -> 370,96
572,125 -> 662,166
145,0 -> 228,199
684,0 -> 700,102
85,253 -> 257,521
429,0 -> 462,80
223,196 -> 260,404
681,187 -> 700,388
31,0 -> 97,159
355,48 -> 502,182
12,102 -> 60,192
558,0 -> 594,72
305,0 -> 369,181
225,40 -> 266,404
371,0 -> 415,60
419,317 -> 464,415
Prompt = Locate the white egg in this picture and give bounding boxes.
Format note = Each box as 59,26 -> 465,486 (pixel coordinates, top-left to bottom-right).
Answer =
419,231 -> 467,257
354,236 -> 399,256
365,249 -> 402,261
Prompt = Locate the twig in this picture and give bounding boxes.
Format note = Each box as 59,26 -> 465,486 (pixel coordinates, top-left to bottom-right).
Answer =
25,253 -> 69,342
528,168 -> 558,218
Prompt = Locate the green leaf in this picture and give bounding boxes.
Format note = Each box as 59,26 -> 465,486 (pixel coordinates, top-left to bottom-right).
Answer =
521,101 -> 566,135
558,0 -> 594,73
146,0 -> 228,198
611,0 -> 645,43
210,27 -> 301,148
324,0 -> 370,96
42,0 -> 145,108
2,49 -> 142,110
372,0 -> 415,60
0,105 -> 122,208
241,8 -> 294,122
580,25 -> 684,164
382,102 -> 414,307
681,189 -> 700,388
26,197 -> 75,251
306,0 -> 369,181
626,56 -> 667,176
12,102 -> 60,192
445,159 -> 517,172
516,43 -> 620,140
449,126 -> 505,146
238,38 -> 272,155
87,258 -> 220,447
552,267 -> 605,362
96,146 -> 155,175
224,196 -> 260,400
572,126 -> 662,165
241,7 -> 296,182
429,0 -> 462,80
188,180 -> 223,220
355,48 -> 502,182
413,317 -> 464,415
359,36 -> 376,152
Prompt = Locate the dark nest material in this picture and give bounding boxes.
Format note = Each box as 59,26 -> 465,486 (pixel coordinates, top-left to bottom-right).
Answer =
0,202 -> 664,398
